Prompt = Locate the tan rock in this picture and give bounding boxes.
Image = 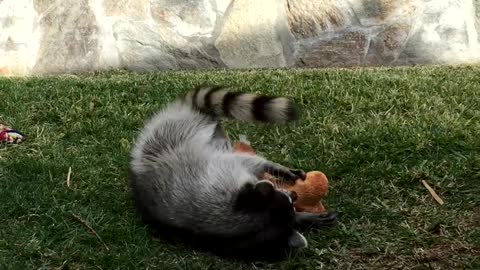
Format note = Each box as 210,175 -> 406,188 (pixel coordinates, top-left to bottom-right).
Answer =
103,0 -> 148,20
286,0 -> 348,38
358,0 -> 404,20
214,0 -> 289,68
349,0 -> 417,26
33,0 -> 50,14
0,67 -> 14,76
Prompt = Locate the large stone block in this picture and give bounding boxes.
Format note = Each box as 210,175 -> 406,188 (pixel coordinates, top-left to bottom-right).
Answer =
286,0 -> 350,39
0,0 -> 41,75
150,0 -> 217,38
214,0 -> 292,68
476,0 -> 480,43
365,22 -> 411,64
298,31 -> 369,68
103,0 -> 149,19
214,0 -> 232,15
348,0 -> 417,26
112,21 -> 220,70
293,0 -> 479,67
32,0 -> 99,74
397,0 -> 480,65
0,0 -> 479,75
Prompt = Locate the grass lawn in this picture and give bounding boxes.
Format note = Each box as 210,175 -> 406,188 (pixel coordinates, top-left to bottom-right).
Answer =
0,65 -> 479,269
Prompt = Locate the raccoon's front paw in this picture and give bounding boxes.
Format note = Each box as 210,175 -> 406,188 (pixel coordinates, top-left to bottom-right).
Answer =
312,211 -> 338,227
278,168 -> 306,182
295,211 -> 338,229
289,169 -> 306,181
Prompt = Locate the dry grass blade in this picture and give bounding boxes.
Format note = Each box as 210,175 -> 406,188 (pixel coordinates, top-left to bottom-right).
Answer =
66,167 -> 72,189
422,180 -> 444,205
71,214 -> 110,251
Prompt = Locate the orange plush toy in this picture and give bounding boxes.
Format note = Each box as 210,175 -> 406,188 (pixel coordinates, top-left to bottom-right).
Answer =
233,139 -> 329,213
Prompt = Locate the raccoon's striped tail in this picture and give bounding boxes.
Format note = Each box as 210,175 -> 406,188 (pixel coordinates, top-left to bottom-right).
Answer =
182,85 -> 300,124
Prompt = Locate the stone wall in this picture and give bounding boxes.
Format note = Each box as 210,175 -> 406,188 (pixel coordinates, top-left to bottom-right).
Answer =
1,0 -> 479,76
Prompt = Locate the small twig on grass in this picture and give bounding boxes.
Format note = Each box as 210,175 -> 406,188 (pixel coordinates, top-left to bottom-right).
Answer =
422,180 -> 444,205
66,167 -> 72,189
71,214 -> 110,251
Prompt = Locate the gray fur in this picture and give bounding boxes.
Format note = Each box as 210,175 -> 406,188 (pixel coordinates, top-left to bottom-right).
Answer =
129,86 -> 308,255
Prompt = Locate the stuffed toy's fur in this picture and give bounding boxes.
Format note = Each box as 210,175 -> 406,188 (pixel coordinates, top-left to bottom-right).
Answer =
233,140 -> 328,213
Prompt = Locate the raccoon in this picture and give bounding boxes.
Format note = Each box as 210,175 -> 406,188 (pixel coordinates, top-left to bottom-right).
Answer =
129,85 -> 337,259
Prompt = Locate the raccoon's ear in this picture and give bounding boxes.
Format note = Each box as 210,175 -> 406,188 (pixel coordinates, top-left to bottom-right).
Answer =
235,180 -> 275,210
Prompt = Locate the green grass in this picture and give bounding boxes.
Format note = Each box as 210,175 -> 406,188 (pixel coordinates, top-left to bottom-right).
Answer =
0,65 -> 479,269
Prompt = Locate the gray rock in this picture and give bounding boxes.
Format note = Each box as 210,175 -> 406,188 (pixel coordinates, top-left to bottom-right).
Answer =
112,21 -> 220,71
297,31 -> 369,68
398,0 -> 480,65
150,0 -> 217,38
32,0 -> 100,74
293,0 -> 479,67
365,22 -> 411,65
